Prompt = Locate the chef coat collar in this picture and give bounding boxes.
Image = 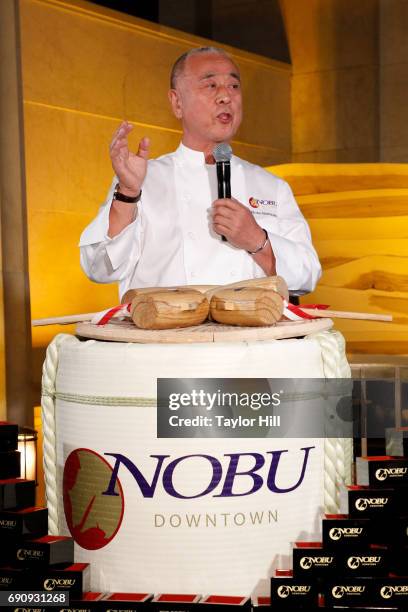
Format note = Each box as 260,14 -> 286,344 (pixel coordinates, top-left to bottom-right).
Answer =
176,142 -> 235,167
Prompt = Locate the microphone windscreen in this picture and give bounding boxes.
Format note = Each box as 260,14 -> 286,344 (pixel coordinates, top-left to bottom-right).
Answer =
213,143 -> 232,162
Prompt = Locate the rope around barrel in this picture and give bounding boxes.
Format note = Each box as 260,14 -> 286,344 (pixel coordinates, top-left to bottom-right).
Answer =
41,334 -> 74,535
306,329 -> 351,379
306,330 -> 352,512
41,390 -> 157,407
334,332 -> 353,488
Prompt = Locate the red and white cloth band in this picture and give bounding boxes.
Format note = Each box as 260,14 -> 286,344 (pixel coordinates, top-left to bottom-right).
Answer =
283,300 -> 329,321
91,303 -> 131,326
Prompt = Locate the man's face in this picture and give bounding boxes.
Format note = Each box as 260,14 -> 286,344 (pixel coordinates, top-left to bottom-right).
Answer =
169,52 -> 243,154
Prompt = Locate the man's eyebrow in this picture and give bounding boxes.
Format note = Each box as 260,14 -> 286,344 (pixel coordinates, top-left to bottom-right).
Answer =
199,71 -> 241,81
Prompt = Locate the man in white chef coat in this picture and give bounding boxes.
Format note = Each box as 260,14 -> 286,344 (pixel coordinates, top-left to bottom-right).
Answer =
80,47 -> 321,300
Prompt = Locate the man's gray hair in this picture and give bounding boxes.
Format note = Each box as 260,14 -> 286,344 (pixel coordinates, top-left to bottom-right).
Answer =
170,46 -> 231,89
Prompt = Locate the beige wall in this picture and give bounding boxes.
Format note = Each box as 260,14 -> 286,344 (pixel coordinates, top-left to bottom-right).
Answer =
380,0 -> 408,161
280,0 -> 380,163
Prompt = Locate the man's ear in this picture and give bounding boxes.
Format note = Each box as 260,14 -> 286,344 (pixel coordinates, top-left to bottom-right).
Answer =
168,89 -> 183,119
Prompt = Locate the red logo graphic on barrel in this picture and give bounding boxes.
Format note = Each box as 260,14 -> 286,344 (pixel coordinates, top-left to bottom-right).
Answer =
63,448 -> 124,550
249,197 -> 259,208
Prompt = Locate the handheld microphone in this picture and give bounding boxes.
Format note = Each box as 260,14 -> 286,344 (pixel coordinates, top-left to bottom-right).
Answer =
213,143 -> 232,241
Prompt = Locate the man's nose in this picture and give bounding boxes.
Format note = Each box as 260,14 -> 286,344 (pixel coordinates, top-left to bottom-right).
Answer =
216,86 -> 231,103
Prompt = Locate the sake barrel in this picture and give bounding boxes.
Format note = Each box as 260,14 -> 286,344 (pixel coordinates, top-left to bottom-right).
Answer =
41,325 -> 351,595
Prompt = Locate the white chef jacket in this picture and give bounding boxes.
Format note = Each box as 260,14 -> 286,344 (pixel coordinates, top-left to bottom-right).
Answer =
79,143 -> 321,299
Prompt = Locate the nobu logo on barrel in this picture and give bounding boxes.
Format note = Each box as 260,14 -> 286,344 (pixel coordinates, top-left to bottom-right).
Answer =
63,449 -> 125,551
63,446 -> 314,550
102,447 -> 314,499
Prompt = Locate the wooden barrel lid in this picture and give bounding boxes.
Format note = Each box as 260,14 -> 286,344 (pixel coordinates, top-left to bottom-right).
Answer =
76,318 -> 333,344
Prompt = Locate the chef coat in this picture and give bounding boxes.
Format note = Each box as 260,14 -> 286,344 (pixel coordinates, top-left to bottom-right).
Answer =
79,143 -> 321,299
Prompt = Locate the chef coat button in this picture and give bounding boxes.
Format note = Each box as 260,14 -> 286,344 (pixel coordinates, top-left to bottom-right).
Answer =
191,271 -> 197,278
230,270 -> 237,277
187,231 -> 195,240
183,193 -> 191,201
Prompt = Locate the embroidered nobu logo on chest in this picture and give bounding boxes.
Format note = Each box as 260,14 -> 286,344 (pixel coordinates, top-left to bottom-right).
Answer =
248,197 -> 278,215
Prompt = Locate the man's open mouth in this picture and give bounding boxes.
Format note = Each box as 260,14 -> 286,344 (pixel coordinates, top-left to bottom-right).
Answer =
217,112 -> 232,123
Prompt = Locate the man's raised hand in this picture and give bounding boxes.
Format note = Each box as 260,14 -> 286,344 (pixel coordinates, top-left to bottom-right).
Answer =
110,121 -> 150,197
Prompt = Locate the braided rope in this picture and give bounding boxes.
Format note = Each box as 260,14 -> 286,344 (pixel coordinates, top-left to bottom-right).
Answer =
305,329 -> 339,378
41,334 -> 76,535
336,437 -> 346,505
332,332 -> 353,486
321,437 -> 348,515
343,435 -> 353,486
323,438 -> 337,513
334,333 -> 353,484
306,330 -> 352,512
333,329 -> 352,378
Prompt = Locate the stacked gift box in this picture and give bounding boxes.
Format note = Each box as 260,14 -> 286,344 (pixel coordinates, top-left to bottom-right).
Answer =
0,422 -> 90,598
270,454 -> 408,610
